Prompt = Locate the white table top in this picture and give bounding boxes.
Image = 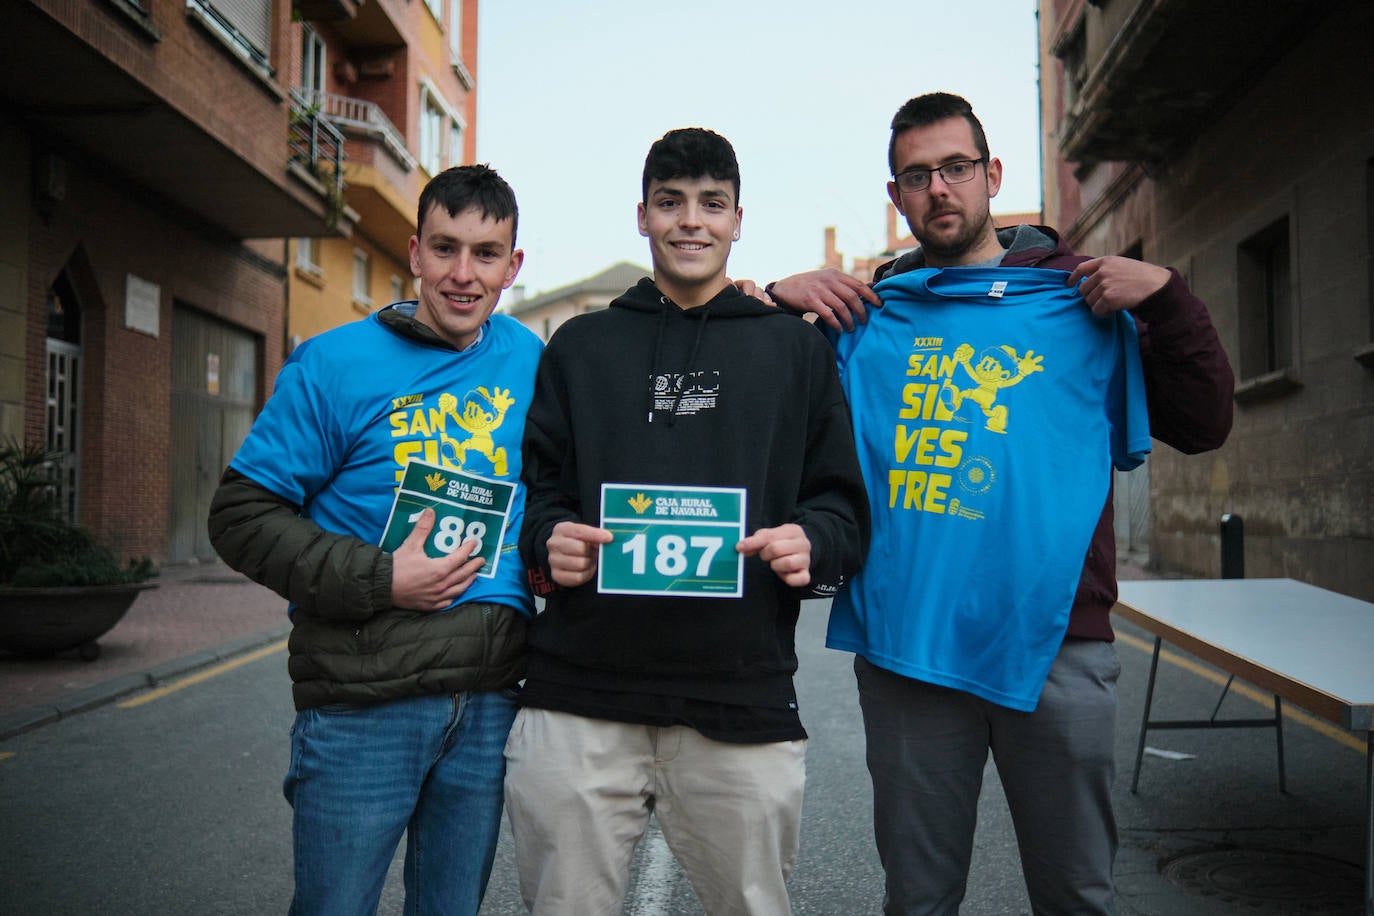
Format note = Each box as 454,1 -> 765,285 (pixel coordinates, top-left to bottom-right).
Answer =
1115,578 -> 1374,728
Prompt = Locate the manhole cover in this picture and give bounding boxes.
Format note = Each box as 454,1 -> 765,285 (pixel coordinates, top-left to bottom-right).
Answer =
1161,847 -> 1362,912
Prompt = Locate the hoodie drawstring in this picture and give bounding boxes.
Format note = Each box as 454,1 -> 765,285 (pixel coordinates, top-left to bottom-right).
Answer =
646,296 -> 711,427
666,309 -> 710,427
648,301 -> 670,423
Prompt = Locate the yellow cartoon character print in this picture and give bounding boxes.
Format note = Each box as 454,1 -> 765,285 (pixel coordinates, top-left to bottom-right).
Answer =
938,343 -> 1043,434
439,386 -> 516,475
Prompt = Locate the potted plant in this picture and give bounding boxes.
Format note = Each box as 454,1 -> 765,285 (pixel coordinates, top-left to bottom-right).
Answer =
0,438 -> 157,660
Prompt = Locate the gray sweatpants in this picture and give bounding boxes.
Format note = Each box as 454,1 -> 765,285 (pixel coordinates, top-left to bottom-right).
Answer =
856,639 -> 1121,915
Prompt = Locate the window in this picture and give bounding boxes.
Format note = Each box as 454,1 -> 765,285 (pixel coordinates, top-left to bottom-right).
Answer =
448,121 -> 464,168
1236,217 -> 1295,383
185,0 -> 272,74
390,275 -> 406,304
419,80 -> 466,175
45,272 -> 83,523
420,92 -> 444,175
46,275 -> 82,344
295,238 -> 319,272
446,0 -> 474,87
113,0 -> 158,33
448,0 -> 463,58
445,0 -> 472,87
423,0 -> 442,21
353,249 -> 372,308
301,26 -> 326,95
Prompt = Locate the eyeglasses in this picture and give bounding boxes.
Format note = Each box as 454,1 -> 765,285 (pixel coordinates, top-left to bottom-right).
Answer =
893,159 -> 987,193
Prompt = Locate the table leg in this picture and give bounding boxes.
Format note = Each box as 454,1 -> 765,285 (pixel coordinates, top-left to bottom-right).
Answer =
1365,731 -> 1372,915
1274,695 -> 1286,793
1131,636 -> 1163,794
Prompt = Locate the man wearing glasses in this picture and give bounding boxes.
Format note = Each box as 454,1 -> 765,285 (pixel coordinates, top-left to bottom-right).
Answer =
766,92 -> 1234,914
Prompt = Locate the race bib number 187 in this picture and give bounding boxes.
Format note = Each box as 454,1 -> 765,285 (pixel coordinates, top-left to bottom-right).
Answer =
597,483 -> 746,598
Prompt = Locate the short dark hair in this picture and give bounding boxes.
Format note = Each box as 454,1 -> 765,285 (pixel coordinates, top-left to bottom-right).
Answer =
888,92 -> 991,175
641,128 -> 741,206
416,164 -> 519,244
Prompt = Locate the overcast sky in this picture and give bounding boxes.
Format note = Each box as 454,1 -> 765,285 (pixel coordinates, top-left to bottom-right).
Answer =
475,0 -> 1043,299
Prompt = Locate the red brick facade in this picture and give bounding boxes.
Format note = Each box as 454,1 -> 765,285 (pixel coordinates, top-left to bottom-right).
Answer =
22,154 -> 286,563
4,0 -> 329,565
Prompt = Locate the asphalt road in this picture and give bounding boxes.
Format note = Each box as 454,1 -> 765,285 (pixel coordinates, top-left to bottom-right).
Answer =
1,601 -> 1367,914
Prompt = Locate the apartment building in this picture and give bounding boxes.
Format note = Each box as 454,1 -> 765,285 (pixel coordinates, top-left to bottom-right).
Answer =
2,0 -> 355,565
1,0 -> 477,567
506,262 -> 651,342
286,0 -> 476,345
1040,0 -> 1373,597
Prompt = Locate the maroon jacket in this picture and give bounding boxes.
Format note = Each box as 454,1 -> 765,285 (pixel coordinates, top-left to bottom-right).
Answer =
874,226 -> 1234,640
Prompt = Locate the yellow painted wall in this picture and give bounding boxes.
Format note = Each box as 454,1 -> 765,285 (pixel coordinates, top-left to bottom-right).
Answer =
287,236 -> 411,347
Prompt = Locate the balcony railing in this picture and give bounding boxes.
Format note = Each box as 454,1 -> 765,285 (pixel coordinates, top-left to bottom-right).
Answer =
288,89 -> 346,216
294,88 -> 417,172
1051,0 -> 1341,166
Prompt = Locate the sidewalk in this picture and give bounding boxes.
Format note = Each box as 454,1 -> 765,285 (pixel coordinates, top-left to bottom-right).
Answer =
4,558 -> 1365,912
0,561 -> 290,739
0,556 -> 1163,742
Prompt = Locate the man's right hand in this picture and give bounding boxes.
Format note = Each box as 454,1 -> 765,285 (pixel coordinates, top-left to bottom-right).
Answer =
390,508 -> 485,611
770,269 -> 882,332
546,520 -> 614,588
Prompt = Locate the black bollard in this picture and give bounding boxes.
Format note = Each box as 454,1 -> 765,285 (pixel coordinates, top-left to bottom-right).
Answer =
1220,513 -> 1244,579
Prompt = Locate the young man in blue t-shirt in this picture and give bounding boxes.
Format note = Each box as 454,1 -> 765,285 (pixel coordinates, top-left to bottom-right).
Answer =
209,165 -> 542,916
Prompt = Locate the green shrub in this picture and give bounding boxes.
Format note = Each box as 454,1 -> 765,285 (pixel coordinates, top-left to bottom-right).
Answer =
0,438 -> 157,587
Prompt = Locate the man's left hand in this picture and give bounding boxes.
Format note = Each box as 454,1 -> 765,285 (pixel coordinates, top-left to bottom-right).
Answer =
737,524 -> 811,588
1067,256 -> 1170,316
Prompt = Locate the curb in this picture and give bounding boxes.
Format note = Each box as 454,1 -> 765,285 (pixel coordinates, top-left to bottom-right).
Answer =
0,623 -> 292,742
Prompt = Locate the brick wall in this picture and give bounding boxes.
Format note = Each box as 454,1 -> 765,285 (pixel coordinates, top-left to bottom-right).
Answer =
1038,0 -> 1374,600
24,147 -> 284,565
0,125 -> 29,441
34,0 -> 290,183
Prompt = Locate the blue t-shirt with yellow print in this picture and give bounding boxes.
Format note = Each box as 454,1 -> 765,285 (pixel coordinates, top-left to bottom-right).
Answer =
230,303 -> 542,616
825,267 -> 1149,710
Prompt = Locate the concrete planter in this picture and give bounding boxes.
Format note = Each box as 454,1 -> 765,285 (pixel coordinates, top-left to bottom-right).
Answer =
0,582 -> 158,660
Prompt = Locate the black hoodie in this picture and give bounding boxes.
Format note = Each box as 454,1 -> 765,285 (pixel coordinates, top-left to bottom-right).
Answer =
519,278 -> 869,713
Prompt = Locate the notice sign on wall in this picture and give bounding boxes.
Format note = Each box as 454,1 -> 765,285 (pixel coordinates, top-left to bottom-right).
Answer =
125,273 -> 160,338
598,483 -> 746,598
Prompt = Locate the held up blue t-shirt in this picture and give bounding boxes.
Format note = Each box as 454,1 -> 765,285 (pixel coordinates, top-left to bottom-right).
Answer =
825,267 -> 1149,710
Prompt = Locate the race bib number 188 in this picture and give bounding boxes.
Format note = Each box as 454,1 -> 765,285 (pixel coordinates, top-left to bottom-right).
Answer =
379,459 -> 516,579
597,483 -> 746,598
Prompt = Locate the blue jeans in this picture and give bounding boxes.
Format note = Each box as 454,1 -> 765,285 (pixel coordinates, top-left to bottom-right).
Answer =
283,689 -> 517,916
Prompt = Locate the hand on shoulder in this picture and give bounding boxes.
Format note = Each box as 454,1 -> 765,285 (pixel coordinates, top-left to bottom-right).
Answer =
769,269 -> 882,332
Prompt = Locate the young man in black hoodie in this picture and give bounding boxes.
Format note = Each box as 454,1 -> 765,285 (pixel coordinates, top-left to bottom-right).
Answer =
508,128 -> 870,915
